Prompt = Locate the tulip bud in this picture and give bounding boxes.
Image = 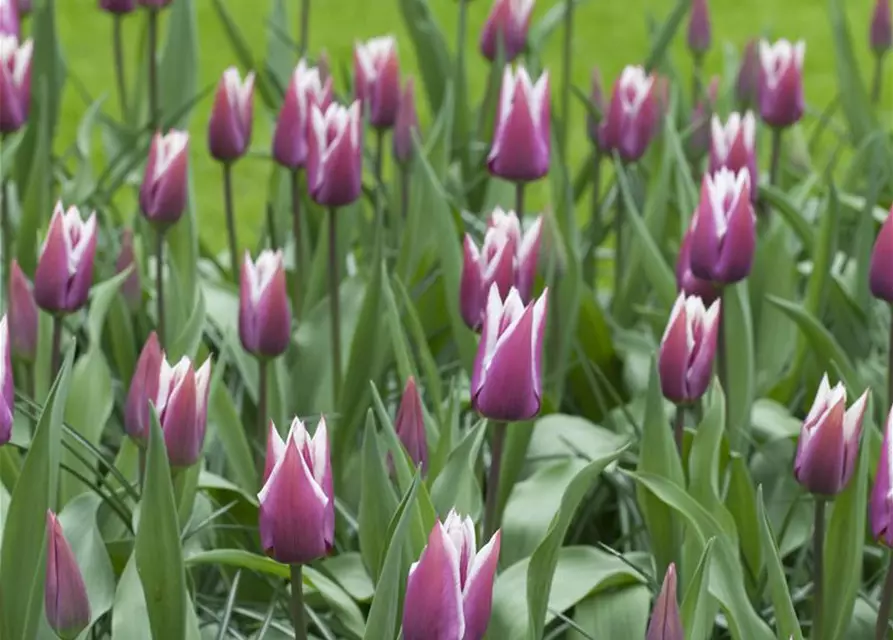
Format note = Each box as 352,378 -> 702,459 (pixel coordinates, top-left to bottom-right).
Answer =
45,511 -> 91,640
871,406 -> 893,546
479,0 -> 534,63
488,66 -> 550,183
393,77 -> 419,166
794,375 -> 868,496
0,0 -> 17,37
603,65 -> 659,163
646,564 -> 683,640
676,223 -> 719,304
0,315 -> 12,445
140,130 -> 189,227
272,60 -> 332,170
709,111 -> 758,200
99,0 -> 136,14
403,511 -> 501,640
870,206 -> 893,302
125,332 -> 163,444
689,168 -> 756,284
34,203 -> 98,315
394,377 -> 428,473
586,67 -> 610,153
0,35 -> 32,134
687,0 -> 711,56
872,0 -> 892,56
658,293 -> 720,405
258,417 -> 334,564
472,285 -> 547,421
239,250 -> 291,359
208,67 -> 255,163
735,40 -> 760,110
687,76 -> 719,160
758,39 -> 806,129
306,101 -> 363,207
115,229 -> 142,312
9,260 -> 38,361
354,36 -> 400,129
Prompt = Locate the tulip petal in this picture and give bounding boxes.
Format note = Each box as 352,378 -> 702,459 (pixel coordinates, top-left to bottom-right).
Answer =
460,235 -> 484,331
658,296 -> 691,404
872,407 -> 893,545
403,522 -> 465,640
124,332 -> 163,444
45,511 -> 91,640
161,364 -> 200,467
794,400 -> 847,496
461,530 -> 500,640
646,563 -> 683,640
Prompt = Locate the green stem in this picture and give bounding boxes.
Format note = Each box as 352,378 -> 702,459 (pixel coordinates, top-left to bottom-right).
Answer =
483,421 -> 507,540
112,15 -> 128,119
138,447 -> 147,494
156,229 -> 166,345
876,557 -> 893,640
673,404 -> 685,456
147,8 -> 159,130
328,207 -> 342,405
813,498 -> 826,640
872,53 -> 886,106
515,181 -> 525,218
585,151 -> 602,286
559,0 -> 573,164
290,169 -> 303,318
375,128 -> 386,238
456,0 -> 469,125
298,0 -> 311,58
265,201 -> 278,250
613,179 -> 625,300
769,127 -> 783,188
50,315 -> 63,379
257,359 -> 268,474
223,162 -> 239,278
290,563 -> 307,640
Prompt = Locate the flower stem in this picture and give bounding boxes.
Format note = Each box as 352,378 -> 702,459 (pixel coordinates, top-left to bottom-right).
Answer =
223,162 -> 239,279
613,178 -> 625,300
872,54 -> 886,105
112,15 -> 128,119
257,358 -> 268,473
483,421 -> 507,540
515,181 -> 525,218
559,0 -> 573,165
456,0 -> 468,125
50,315 -> 63,379
585,151 -> 602,286
147,8 -> 159,130
876,556 -> 893,640
769,127 -> 783,188
692,54 -> 704,105
298,0 -> 311,58
327,207 -> 341,405
813,497 -> 826,640
673,404 -> 685,455
290,563 -> 307,640
290,169 -> 303,317
375,128 -> 386,245
156,229 -> 166,345
265,201 -> 278,250
138,447 -> 147,493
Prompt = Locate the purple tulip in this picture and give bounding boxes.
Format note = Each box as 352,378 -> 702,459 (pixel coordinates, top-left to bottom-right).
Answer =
403,511 -> 501,640
646,563 -> 683,640
140,130 -> 189,227
586,67 -> 609,153
687,76 -> 718,160
709,111 -> 758,201
872,0 -> 892,55
272,60 -> 332,170
870,206 -> 893,302
689,168 -> 756,285
9,260 -> 38,361
794,374 -> 868,496
758,39 -> 806,129
115,229 -> 142,312
393,77 -> 419,166
45,510 -> 91,640
472,285 -> 547,421
676,223 -> 719,304
239,250 -> 291,359
687,0 -> 711,56
99,0 -> 136,14
0,0 -> 17,37
479,0 -> 535,63
488,65 -> 550,183
0,315 -> 12,445
125,332 -> 163,445
736,40 -> 760,109
0,35 -> 32,134
258,417 -> 335,565
34,202 -> 98,315
658,293 -> 720,405
603,65 -> 659,163
208,67 -> 255,163
871,405 -> 893,545
394,377 -> 428,473
306,101 -> 363,207
354,36 -> 401,129
262,420 -> 283,485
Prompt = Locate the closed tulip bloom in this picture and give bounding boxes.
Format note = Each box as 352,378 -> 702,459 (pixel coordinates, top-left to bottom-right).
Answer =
658,293 -> 720,405
272,60 -> 332,170
872,0 -> 892,55
646,564 -> 683,640
34,203 -> 98,314
0,315 -> 12,445
239,250 -> 291,358
393,77 -> 419,166
403,511 -> 501,640
870,206 -> 893,302
259,417 -> 334,564
735,40 -> 760,109
0,35 -> 32,133
115,229 -> 142,312
9,260 -> 38,361
0,0 -> 17,36
125,332 -> 163,444
689,168 -> 756,284
872,406 -> 893,545
394,377 -> 428,473
687,0 -> 711,56
208,67 -> 255,162
140,130 -> 189,226
479,0 -> 535,62
99,0 -> 136,13
306,101 -> 363,207
794,375 -> 868,496
676,223 -> 719,304
687,76 -> 718,160
472,285 -> 547,421
603,65 -> 659,163
488,66 -> 550,182
758,39 -> 806,128
354,36 -> 400,129
586,67 -> 609,153
709,111 -> 758,200
45,511 -> 91,640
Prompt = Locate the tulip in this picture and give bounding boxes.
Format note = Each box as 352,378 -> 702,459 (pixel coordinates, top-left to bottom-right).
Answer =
9,260 -> 38,361
0,35 -> 32,134
239,250 -> 291,359
689,168 -> 756,285
99,0 -> 136,13
0,0 -> 17,37
687,76 -> 719,160
306,101 -> 363,207
125,332 -> 163,444
794,375 -> 868,496
871,406 -> 893,546
394,377 -> 428,473
0,315 -> 12,445
870,206 -> 893,302
45,511 -> 91,640
116,229 -> 142,312
472,285 -> 547,421
586,67 -> 609,153
272,60 -> 332,170
675,223 -> 719,305
758,39 -> 806,129
872,0 -> 892,56
687,0 -> 711,56
34,203 -> 98,315
208,67 -> 255,163
709,111 -> 758,200
140,130 -> 189,226
735,40 -> 760,110
258,417 -> 334,565
603,65 -> 659,163
480,0 -> 534,63
488,66 -> 550,183
393,77 -> 418,166
354,36 -> 400,129
646,563 -> 683,640
403,511 -> 501,640
658,293 -> 720,405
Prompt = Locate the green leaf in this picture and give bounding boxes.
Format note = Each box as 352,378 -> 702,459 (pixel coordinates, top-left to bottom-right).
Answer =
15,79 -> 51,274
679,538 -> 716,640
725,456 -> 762,591
721,282 -> 755,450
828,0 -> 876,144
644,0 -> 689,70
429,420 -> 486,520
571,585 -> 650,640
111,554 -> 151,640
359,413 -> 399,582
396,0 -> 453,116
207,360 -> 258,494
159,0 -> 199,129
755,488 -> 803,640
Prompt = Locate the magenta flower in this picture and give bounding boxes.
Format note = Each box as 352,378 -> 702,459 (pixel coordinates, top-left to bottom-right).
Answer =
676,223 -> 719,304
306,101 -> 363,207
115,229 -> 142,312
658,293 -> 720,405
354,36 -> 401,129
45,510 -> 91,640
872,0 -> 892,55
140,130 -> 189,226
758,39 -> 806,128
709,111 -> 758,200
687,0 -> 711,56
871,405 -> 893,546
208,67 -> 255,162
393,77 -> 419,166
9,260 -> 38,361
0,35 -> 32,133
736,40 -> 760,109
0,0 -> 18,37
272,60 -> 332,170
870,206 -> 893,302
479,0 -> 535,62
239,250 -> 291,359
646,563 -> 683,640
603,65 -> 659,163
488,65 -> 550,183
394,377 -> 428,473
34,203 -> 98,315
0,315 -> 12,445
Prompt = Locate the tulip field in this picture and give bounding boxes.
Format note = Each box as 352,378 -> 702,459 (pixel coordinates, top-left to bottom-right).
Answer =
4,0 -> 893,638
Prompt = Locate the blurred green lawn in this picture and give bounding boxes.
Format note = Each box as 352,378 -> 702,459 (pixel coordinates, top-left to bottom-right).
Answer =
54,0 -> 887,250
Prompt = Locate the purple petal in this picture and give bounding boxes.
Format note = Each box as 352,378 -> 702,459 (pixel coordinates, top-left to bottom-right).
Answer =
461,530 -> 500,640
403,522 -> 465,640
45,511 -> 91,639
33,206 -> 70,313
646,563 -> 683,640
161,365 -> 200,467
870,208 -> 893,302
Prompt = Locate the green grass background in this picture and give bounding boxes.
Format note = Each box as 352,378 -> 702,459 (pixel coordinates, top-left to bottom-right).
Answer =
53,0 -> 887,250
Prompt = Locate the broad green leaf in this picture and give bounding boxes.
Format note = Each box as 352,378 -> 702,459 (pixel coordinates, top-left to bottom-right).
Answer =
755,488 -> 802,640
828,0 -> 876,143
359,414 -> 399,582
396,0 -> 452,116
15,79 -> 51,274
111,555 -> 151,640
323,552 -> 375,603
571,585 -> 650,640
725,456 -> 762,591
430,420 -> 486,520
680,538 -> 716,640
207,361 -> 257,493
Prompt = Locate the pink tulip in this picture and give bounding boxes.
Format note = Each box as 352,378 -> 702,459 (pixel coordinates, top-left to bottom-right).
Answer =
239,250 -> 291,358
45,511 -> 91,640
675,224 -> 719,304
488,66 -> 550,183
645,564 -> 683,640
208,67 -> 255,162
602,65 -> 659,163
272,60 -> 332,170
870,205 -> 893,302
140,130 -> 189,226
354,36 -> 401,129
687,0 -> 711,56
872,0 -> 892,55
658,293 -> 720,405
34,203 -> 98,314
871,405 -> 893,546
479,0 -> 535,63
0,35 -> 32,133
99,0 -> 136,13
306,101 -> 363,207
709,111 -> 758,201
393,77 -> 419,166
0,0 -> 18,37
0,315 -> 12,445
394,377 -> 428,473
8,260 -> 38,361
735,40 -> 760,109
758,39 -> 806,128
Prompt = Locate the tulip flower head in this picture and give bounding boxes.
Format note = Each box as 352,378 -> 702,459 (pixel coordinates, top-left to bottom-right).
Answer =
687,0 -> 711,56
45,511 -> 91,640
709,111 -> 758,199
586,67 -> 609,153
393,77 -> 419,166
488,66 -> 550,183
354,36 -> 400,129
208,67 -> 255,162
394,377 -> 428,473
306,101 -> 363,207
239,250 -> 291,359
794,375 -> 868,496
0,0 -> 17,36
272,60 -> 333,170
115,229 -> 142,312
872,0 -> 892,56
472,285 -> 547,422
99,0 -> 136,14
140,130 -> 189,227
403,511 -> 501,640
735,40 -> 760,110
658,294 -> 720,405
676,224 -> 719,304
758,39 -> 806,128
34,203 -> 98,315
646,563 -> 683,640
870,206 -> 893,302
259,417 -> 334,564
603,65 -> 659,163
0,315 -> 12,445
871,406 -> 893,546
479,0 -> 535,62
0,34 -> 32,133
9,260 -> 38,361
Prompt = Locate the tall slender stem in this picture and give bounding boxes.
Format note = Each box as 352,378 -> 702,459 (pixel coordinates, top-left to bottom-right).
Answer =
222,163 -> 239,278
400,166 -> 410,222
290,169 -> 303,317
769,127 -> 783,188
872,54 -> 886,105
257,359 -> 268,473
813,498 -> 826,640
138,447 -> 147,493
327,207 -> 342,405
613,179 -> 625,300
50,315 -> 63,378
585,151 -> 602,286
483,421 -> 507,540
290,564 -> 307,640
559,0 -> 573,164
298,0 -> 311,57
673,405 -> 685,455
265,201 -> 278,250
375,128 -> 386,238
717,286 -> 729,408
692,54 -> 704,105
112,15 -> 128,119
515,181 -> 525,218
156,229 -> 166,345
147,8 -> 159,130
876,557 -> 893,640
